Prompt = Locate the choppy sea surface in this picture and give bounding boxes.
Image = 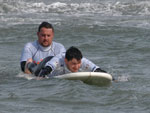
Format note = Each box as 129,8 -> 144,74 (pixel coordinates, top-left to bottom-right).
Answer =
0,0 -> 150,113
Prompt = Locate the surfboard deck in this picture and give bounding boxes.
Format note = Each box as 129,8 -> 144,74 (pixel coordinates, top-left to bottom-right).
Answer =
54,72 -> 112,86
17,72 -> 112,86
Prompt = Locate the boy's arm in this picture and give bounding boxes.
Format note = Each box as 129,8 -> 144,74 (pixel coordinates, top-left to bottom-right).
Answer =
81,58 -> 107,73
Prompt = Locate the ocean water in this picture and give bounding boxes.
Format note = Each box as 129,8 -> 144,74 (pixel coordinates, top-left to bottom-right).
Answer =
0,0 -> 150,113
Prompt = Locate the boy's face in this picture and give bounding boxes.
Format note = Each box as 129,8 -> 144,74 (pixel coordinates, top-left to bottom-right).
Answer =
65,58 -> 81,72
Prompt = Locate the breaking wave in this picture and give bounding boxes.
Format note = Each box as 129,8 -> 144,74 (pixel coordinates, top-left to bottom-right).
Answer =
0,1 -> 150,16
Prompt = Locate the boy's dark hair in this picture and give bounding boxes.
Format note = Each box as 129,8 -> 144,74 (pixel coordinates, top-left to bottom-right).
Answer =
65,46 -> 83,61
38,21 -> 54,32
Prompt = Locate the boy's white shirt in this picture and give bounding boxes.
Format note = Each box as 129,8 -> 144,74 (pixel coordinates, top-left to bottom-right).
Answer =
45,53 -> 99,77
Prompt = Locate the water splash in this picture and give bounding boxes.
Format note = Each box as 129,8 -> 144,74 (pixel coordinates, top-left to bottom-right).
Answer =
116,75 -> 130,82
16,72 -> 36,80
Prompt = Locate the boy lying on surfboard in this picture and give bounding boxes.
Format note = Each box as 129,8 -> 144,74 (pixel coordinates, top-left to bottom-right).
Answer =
26,46 -> 107,77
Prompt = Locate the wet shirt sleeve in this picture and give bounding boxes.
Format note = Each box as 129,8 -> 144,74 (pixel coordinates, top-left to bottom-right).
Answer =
45,54 -> 63,71
81,58 -> 99,72
20,43 -> 33,62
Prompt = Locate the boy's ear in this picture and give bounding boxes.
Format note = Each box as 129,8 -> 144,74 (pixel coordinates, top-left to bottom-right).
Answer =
64,58 -> 67,64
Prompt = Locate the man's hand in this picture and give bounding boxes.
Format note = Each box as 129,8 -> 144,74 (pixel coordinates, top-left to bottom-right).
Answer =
25,58 -> 33,74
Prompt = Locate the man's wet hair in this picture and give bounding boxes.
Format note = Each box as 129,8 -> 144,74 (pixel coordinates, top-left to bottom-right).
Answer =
65,46 -> 83,61
38,21 -> 54,32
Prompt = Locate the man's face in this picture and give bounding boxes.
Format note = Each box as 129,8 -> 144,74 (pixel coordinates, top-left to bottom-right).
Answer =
65,58 -> 81,72
37,27 -> 54,47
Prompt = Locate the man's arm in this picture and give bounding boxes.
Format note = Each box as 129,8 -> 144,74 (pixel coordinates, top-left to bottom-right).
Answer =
20,42 -> 35,73
20,58 -> 35,74
20,61 -> 26,72
24,58 -> 34,74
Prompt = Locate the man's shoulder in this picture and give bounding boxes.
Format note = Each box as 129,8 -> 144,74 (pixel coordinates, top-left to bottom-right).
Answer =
52,41 -> 65,48
24,41 -> 37,48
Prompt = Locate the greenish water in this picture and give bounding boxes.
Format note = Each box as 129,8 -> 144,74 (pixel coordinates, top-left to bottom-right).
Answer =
0,0 -> 150,113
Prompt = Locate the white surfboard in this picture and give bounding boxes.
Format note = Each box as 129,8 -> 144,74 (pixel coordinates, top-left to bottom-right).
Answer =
54,72 -> 112,86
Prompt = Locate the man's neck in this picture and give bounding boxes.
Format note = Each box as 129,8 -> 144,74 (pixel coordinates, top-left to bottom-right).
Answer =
37,41 -> 52,51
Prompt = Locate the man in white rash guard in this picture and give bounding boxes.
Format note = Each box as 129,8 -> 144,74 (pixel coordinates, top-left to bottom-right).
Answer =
20,22 -> 66,75
36,46 -> 107,77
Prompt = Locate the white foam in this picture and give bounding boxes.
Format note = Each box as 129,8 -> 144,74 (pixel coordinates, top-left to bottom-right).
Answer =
16,72 -> 36,80
1,1 -> 150,29
1,1 -> 150,15
50,2 -> 67,8
117,75 -> 130,82
16,72 -> 49,80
